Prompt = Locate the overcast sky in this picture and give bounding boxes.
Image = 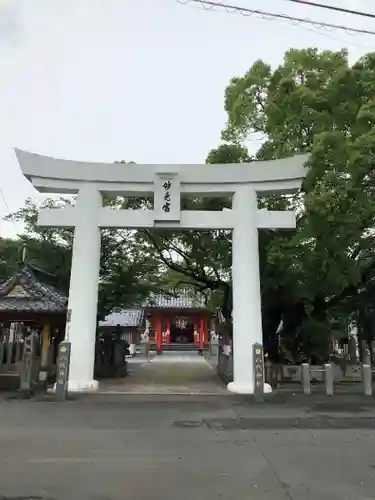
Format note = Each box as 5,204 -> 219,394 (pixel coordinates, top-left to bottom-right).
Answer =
0,0 -> 374,237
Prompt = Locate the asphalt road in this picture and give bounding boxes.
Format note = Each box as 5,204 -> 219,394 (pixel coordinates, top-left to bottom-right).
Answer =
1,394 -> 375,500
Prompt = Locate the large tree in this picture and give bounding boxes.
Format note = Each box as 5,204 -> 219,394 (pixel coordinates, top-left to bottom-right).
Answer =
221,48 -> 375,360
0,237 -> 24,283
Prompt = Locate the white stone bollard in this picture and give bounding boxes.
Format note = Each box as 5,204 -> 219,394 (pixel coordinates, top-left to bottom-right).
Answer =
129,332 -> 136,357
362,364 -> 372,396
324,363 -> 334,396
223,344 -> 231,356
362,342 -> 371,366
210,331 -> 219,356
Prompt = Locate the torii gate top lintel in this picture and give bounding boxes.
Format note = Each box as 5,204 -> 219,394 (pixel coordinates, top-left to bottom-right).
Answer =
15,149 -> 308,196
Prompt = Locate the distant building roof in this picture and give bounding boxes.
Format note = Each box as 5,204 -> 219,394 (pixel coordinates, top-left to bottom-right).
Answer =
0,265 -> 67,314
145,290 -> 206,309
99,308 -> 144,328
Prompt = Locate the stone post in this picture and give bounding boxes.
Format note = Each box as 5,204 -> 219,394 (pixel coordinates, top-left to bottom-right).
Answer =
363,346 -> 371,366
210,331 -> 219,357
302,363 -> 311,395
360,340 -> 370,364
55,341 -> 71,401
253,343 -> 264,403
324,363 -> 334,396
362,364 -> 372,396
19,333 -> 35,396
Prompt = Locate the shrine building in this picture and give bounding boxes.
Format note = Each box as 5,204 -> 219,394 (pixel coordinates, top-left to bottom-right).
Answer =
0,263 -> 67,386
99,290 -> 213,351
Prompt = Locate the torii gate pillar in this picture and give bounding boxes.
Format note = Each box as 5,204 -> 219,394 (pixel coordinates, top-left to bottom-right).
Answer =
229,185 -> 265,394
65,184 -> 102,391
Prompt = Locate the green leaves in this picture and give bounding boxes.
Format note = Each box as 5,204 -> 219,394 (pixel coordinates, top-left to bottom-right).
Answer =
222,60 -> 271,142
221,47 -> 375,357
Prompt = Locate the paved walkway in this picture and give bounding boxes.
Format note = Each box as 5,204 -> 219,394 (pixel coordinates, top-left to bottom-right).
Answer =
99,351 -> 228,395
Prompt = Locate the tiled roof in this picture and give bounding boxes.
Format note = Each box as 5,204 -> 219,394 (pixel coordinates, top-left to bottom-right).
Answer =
99,291 -> 208,327
0,265 -> 67,313
145,290 -> 206,309
99,308 -> 144,328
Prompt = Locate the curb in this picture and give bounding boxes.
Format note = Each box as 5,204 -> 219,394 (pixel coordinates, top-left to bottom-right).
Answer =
96,391 -> 234,396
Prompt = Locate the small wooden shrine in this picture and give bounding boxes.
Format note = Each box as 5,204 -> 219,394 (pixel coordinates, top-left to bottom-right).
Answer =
0,263 -> 67,382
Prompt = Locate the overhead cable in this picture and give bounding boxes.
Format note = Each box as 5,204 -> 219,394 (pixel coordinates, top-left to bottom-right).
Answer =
281,0 -> 375,20
177,0 -> 375,36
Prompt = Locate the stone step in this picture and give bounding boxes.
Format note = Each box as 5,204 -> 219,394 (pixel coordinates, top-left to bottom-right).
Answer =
158,343 -> 207,352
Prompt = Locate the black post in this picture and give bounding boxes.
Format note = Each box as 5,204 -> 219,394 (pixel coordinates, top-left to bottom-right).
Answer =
253,342 -> 264,403
55,341 -> 71,401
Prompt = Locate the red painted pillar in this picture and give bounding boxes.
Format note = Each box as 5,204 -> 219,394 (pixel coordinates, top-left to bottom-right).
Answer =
156,314 -> 162,352
199,317 -> 204,350
166,317 -> 171,344
149,315 -> 153,342
194,318 -> 198,344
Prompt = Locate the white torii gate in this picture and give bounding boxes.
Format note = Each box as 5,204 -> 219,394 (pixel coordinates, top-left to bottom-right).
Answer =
15,149 -> 307,394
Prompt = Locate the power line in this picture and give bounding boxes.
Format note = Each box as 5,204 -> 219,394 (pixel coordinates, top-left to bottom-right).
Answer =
177,0 -> 375,36
0,185 -> 17,235
281,0 -> 375,20
304,23 -> 375,51
0,186 -> 10,215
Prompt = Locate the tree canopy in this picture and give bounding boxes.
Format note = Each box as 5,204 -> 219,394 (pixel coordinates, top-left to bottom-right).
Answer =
222,48 -> 375,360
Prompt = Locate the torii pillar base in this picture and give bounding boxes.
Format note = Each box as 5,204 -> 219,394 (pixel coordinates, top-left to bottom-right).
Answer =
227,382 -> 272,395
